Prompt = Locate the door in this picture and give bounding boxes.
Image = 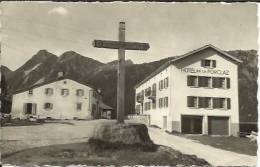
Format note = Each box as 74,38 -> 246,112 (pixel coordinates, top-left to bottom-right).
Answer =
163,116 -> 167,129
181,115 -> 203,134
24,103 -> 37,115
208,116 -> 229,135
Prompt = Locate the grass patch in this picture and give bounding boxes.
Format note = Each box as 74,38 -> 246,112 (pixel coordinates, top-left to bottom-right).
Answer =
1,119 -> 43,127
183,135 -> 257,156
3,140 -> 210,166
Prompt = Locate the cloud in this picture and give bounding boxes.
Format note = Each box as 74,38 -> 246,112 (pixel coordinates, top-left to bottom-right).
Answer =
48,7 -> 68,16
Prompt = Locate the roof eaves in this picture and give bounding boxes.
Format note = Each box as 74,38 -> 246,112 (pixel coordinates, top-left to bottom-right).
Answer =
134,60 -> 173,89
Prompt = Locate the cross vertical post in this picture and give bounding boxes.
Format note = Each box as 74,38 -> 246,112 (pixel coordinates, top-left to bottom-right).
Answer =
93,22 -> 149,124
117,22 -> 125,123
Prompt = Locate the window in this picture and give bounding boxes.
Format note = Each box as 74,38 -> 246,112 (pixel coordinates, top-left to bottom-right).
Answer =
164,77 -> 169,88
45,88 -> 53,96
205,77 -> 212,88
76,103 -> 82,111
28,89 -> 33,95
164,97 -> 168,107
93,91 -> 96,98
76,89 -> 84,97
135,104 -> 141,114
159,98 -> 163,108
144,102 -> 151,111
188,97 -> 231,110
44,103 -> 53,110
187,96 -> 198,108
159,80 -> 163,90
152,83 -> 156,96
187,76 -> 198,87
152,100 -> 156,109
219,98 -> 226,109
205,97 -> 213,109
213,77 -> 230,89
201,59 -> 216,68
145,87 -> 151,96
61,89 -> 69,96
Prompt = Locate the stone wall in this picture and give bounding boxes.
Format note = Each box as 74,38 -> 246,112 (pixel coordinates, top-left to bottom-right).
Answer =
128,114 -> 149,125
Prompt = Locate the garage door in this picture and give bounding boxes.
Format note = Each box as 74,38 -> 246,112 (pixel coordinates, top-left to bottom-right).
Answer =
208,116 -> 229,135
181,115 -> 203,134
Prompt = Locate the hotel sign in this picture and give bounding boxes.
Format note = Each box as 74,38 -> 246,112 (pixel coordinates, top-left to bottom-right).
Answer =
181,68 -> 229,75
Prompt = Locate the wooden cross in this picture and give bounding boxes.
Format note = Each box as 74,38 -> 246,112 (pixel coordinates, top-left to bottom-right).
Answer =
93,22 -> 150,123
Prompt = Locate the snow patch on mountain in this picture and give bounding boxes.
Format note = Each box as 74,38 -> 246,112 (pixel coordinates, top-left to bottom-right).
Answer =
24,63 -> 41,76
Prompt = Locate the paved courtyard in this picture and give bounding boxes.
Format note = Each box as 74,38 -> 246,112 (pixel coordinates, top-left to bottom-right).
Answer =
1,119 -> 257,166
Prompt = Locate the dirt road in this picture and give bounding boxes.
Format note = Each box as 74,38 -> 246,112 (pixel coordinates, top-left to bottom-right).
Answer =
148,127 -> 257,166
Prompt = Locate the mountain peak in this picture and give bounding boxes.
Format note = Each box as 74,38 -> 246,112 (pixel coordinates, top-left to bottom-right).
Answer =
33,50 -> 57,61
58,51 -> 83,62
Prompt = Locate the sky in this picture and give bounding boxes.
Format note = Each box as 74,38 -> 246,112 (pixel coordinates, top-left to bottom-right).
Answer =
0,2 -> 258,70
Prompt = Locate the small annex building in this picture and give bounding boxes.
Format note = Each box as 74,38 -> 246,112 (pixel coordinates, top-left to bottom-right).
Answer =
134,44 -> 242,136
11,74 -> 110,120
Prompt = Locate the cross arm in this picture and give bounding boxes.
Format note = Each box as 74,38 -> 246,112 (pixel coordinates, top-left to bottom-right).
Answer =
93,40 -> 150,51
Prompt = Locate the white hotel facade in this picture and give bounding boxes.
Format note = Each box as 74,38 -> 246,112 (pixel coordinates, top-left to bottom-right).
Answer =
11,76 -> 110,120
135,45 -> 242,136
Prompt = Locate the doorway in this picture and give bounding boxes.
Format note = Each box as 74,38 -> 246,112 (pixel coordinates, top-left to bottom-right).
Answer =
24,103 -> 37,115
181,115 -> 203,134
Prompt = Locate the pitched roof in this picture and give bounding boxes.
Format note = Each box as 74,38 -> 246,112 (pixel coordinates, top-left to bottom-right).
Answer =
134,44 -> 242,89
13,77 -> 96,95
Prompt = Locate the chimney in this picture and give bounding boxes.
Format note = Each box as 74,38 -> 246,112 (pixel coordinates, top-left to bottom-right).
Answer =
57,71 -> 64,78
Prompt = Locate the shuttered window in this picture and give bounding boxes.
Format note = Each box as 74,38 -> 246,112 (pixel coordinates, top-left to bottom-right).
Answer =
135,105 -> 141,114
152,100 -> 156,109
187,76 -> 198,87
76,89 -> 84,97
201,59 -> 216,68
76,103 -> 82,111
152,83 -> 156,96
45,88 -> 53,96
164,77 -> 169,88
187,96 -> 198,108
188,76 -> 220,88
61,89 -> 69,96
144,102 -> 151,111
189,97 -> 231,110
44,103 -> 53,110
164,97 -> 168,107
159,80 -> 163,90
226,78 -> 230,89
28,89 -> 33,95
198,76 -> 206,87
159,98 -> 163,108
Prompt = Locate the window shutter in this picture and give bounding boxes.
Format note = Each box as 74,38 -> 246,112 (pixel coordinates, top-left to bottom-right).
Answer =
187,76 -> 192,86
227,98 -> 231,109
198,97 -> 204,108
201,60 -> 205,67
203,97 -> 208,108
212,77 -> 217,88
226,78 -> 230,89
213,78 -> 220,88
213,98 -> 218,108
187,96 -> 192,107
198,76 -> 205,87
212,60 -> 216,68
23,104 -> 26,114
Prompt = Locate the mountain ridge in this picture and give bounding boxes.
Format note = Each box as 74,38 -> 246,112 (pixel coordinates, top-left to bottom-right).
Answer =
1,49 -> 258,122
